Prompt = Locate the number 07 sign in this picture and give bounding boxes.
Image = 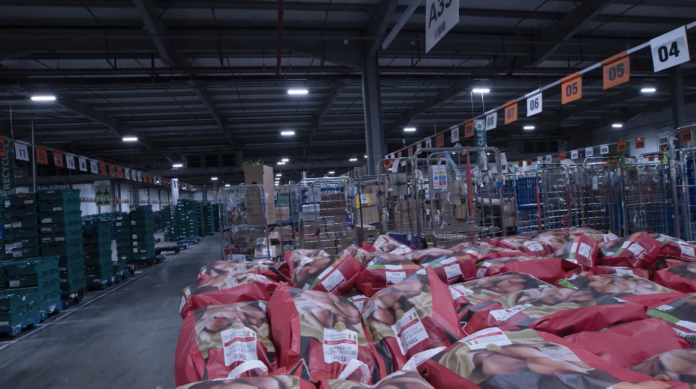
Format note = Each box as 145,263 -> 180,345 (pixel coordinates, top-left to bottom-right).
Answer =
651,26 -> 690,72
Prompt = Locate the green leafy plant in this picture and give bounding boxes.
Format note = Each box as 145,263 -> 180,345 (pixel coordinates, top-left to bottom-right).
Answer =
242,159 -> 264,167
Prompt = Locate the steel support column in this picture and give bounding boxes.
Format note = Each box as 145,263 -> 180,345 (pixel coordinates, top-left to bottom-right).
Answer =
671,66 -> 686,130
362,54 -> 385,175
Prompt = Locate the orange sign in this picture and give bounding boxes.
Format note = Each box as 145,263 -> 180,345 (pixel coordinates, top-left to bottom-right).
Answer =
35,147 -> 48,165
408,146 -> 413,157
603,162 -> 608,167
635,138 -> 645,149
559,152 -> 566,161
53,150 -> 63,167
504,101 -> 518,124
602,52 -> 630,90
681,129 -> 693,142
99,162 -> 107,175
116,166 -> 123,179
611,160 -> 618,166
0,136 -> 6,158
617,141 -> 627,152
464,120 -> 474,138
518,160 -> 523,167
526,159 -> 532,166
649,156 -> 655,162
561,73 -> 582,104
109,164 -> 116,177
436,132 -> 445,147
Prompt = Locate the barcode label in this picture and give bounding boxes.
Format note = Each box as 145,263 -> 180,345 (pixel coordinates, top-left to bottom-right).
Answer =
435,21 -> 446,39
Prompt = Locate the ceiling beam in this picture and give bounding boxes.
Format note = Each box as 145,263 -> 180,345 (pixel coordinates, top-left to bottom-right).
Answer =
518,0 -> 618,68
365,0 -> 400,57
302,80 -> 349,160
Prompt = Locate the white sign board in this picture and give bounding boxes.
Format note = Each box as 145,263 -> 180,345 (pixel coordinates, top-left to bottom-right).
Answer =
600,144 -> 609,155
418,142 -> 423,150
571,150 -> 579,159
545,155 -> 552,163
78,158 -> 88,172
485,111 -> 497,130
431,164 -> 448,190
526,91 -> 543,117
425,138 -> 432,149
14,143 -> 29,161
537,156 -> 543,164
585,147 -> 594,157
450,126 -> 459,143
65,155 -> 76,170
125,169 -> 131,180
137,171 -> 143,182
425,0 -> 460,53
651,26 -> 690,72
90,160 -> 99,174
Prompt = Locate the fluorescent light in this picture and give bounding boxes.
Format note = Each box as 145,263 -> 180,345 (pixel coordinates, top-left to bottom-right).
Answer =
211,177 -> 218,181
276,173 -> 282,177
172,163 -> 183,168
472,88 -> 490,94
641,87 -> 656,93
225,184 -> 230,187
30,95 -> 56,102
612,123 -> 623,128
277,162 -> 285,165
404,127 -> 416,132
122,137 -> 138,142
288,89 -> 308,95
523,126 -> 535,130
281,158 -> 289,162
364,155 -> 367,158
281,131 -> 295,136
328,171 -> 335,174
349,158 -> 358,162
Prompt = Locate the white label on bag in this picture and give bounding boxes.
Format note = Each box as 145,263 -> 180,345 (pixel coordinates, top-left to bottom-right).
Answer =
625,242 -> 647,259
221,326 -> 258,365
489,304 -> 533,322
225,276 -> 239,288
676,320 -> 696,332
323,328 -> 358,364
440,257 -> 457,265
321,270 -> 347,294
450,284 -> 474,299
349,296 -> 368,312
444,264 -> 462,281
391,308 -> 429,353
386,271 -> 406,285
578,243 -> 592,258
680,244 -> 696,260
523,241 -> 544,252
460,328 -> 512,350
614,267 -> 634,275
476,268 -> 487,278
538,346 -> 582,363
384,264 -> 405,270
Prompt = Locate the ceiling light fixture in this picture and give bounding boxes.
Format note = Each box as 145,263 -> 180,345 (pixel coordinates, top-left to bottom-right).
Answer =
225,184 -> 230,187
276,173 -> 282,177
288,89 -> 308,95
277,162 -> 285,165
523,126 -> 535,130
364,155 -> 367,158
612,123 -> 623,128
211,177 -> 218,181
641,87 -> 656,93
328,171 -> 335,174
281,131 -> 295,136
281,158 -> 289,162
122,137 -> 138,142
472,88 -> 490,94
404,127 -> 416,132
30,95 -> 56,102
172,163 -> 183,168
349,158 -> 357,162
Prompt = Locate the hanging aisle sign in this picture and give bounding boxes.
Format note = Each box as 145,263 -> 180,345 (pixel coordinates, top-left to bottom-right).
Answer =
125,169 -> 131,180
425,0 -> 459,53
559,152 -> 566,161
651,26 -> 690,72
617,141 -> 627,152
526,90 -> 542,117
571,150 -> 579,159
35,147 -> 48,165
600,144 -> 609,155
504,101 -> 518,124
544,155 -> 552,163
14,143 -> 29,161
450,125 -> 459,143
602,51 -> 630,89
436,132 -> 445,147
53,151 -> 63,167
425,138 -> 432,148
485,110 -> 497,130
537,156 -> 543,164
635,138 -> 646,149
561,73 -> 583,104
586,147 -> 594,157
65,155 -> 76,170
78,158 -> 88,172
90,160 -> 99,174
474,119 -> 486,147
464,119 -> 474,138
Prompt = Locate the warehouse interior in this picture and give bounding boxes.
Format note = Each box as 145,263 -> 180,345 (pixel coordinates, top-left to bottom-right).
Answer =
2,1 -> 696,389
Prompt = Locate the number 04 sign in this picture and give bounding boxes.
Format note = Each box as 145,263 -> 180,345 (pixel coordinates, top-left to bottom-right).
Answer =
651,26 -> 690,72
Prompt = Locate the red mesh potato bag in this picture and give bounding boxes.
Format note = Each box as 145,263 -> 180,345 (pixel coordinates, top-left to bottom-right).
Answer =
564,318 -> 690,368
319,371 -> 435,389
197,261 -> 290,283
175,375 -> 316,389
533,230 -> 574,250
497,257 -> 580,284
488,235 -> 552,256
179,273 -> 277,319
557,273 -> 684,309
590,266 -> 651,279
568,226 -> 619,242
267,285 -> 385,383
175,301 -> 276,386
474,256 -> 541,278
417,327 -> 683,389
654,262 -> 696,294
419,253 -> 478,285
599,232 -> 663,269
648,294 -> 696,347
454,242 -> 531,260
291,254 -> 365,295
460,286 -> 647,337
630,348 -> 696,387
651,233 -> 696,263
362,267 -> 465,373
354,258 -> 422,297
553,234 -> 601,268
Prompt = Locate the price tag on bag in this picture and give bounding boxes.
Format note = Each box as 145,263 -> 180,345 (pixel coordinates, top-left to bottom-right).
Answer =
651,26 -> 690,72
526,91 -> 542,117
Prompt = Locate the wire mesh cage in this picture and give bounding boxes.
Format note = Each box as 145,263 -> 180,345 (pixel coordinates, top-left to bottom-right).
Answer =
274,183 -> 301,250
620,155 -> 671,236
580,158 -> 622,233
299,177 -> 355,254
218,184 -> 271,261
376,157 -> 421,247
676,148 -> 696,241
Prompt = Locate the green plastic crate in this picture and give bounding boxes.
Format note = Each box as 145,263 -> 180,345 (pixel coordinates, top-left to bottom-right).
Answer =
4,227 -> 39,239
116,254 -> 131,262
60,278 -> 86,294
4,257 -> 58,277
0,305 -> 34,327
82,234 -> 110,245
5,193 -> 36,207
40,221 -> 82,234
36,188 -> 80,201
115,240 -> 134,248
0,274 -> 6,288
58,252 -> 83,267
39,211 -> 82,224
5,247 -> 41,260
4,286 -> 39,305
37,199 -> 81,212
4,237 -> 39,248
129,225 -> 152,234
6,215 -> 38,229
41,230 -> 83,243
0,292 -> 25,311
8,272 -> 59,289
41,240 -> 84,257
82,223 -> 111,234
58,257 -> 84,272
6,205 -> 37,218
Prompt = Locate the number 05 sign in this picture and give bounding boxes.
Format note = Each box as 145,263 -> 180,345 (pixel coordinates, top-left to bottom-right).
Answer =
651,26 -> 690,73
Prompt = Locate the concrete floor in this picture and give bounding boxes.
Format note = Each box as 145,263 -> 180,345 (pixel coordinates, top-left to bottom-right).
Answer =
0,234 -> 221,389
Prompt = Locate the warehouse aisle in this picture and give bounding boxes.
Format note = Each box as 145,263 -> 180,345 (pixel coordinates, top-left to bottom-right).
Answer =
0,235 -> 221,389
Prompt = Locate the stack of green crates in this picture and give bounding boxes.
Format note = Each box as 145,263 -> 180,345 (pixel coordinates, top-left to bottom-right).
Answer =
36,189 -> 87,294
213,203 -> 221,231
3,256 -> 61,320
0,285 -> 41,334
116,206 -> 155,263
175,199 -> 200,239
161,205 -> 177,241
3,193 -> 40,261
83,222 -> 116,285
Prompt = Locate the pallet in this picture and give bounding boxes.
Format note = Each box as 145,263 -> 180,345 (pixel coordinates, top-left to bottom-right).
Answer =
87,278 -> 109,291
156,246 -> 180,255
61,290 -> 84,310
177,238 -> 200,245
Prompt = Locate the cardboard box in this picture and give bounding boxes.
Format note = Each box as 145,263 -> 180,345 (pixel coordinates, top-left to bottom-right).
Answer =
280,225 -> 294,239
278,206 -> 290,221
356,225 -> 378,245
246,186 -> 276,225
355,205 -> 380,225
254,245 -> 277,258
269,231 -> 281,245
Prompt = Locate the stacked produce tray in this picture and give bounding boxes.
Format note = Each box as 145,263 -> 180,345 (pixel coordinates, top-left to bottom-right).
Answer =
83,221 -> 122,287
201,202 -> 216,235
161,205 -> 177,241
175,199 -> 200,239
3,193 -> 39,261
117,206 -> 156,265
36,189 -> 88,295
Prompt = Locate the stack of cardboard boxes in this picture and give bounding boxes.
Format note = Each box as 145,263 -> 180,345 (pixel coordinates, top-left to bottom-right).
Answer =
244,165 -> 276,226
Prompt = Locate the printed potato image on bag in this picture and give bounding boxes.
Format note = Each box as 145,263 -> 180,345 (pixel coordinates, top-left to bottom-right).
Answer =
599,232 -> 663,269
197,260 -> 291,283
568,226 -> 619,242
179,273 -> 277,319
362,267 -> 465,373
366,235 -> 412,256
564,318 -> 690,368
267,285 -> 385,383
558,274 -> 684,309
460,286 -> 647,337
631,348 -> 696,388
495,258 -> 579,284
475,256 -> 540,279
651,233 -> 696,263
591,266 -> 651,279
533,230 -> 574,250
648,294 -> 696,347
323,371 -> 435,389
418,327 -> 676,389
354,258 -> 422,297
404,248 -> 457,264
175,375 -> 315,389
654,263 -> 696,294
449,273 -> 554,317
454,242 -> 530,260
174,301 -> 275,386
419,253 -> 478,285
291,254 -> 364,295
553,234 -> 600,268
488,235 -> 552,256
